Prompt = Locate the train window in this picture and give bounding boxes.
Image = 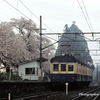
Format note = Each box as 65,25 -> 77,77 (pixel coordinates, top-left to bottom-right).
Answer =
68,65 -> 74,71
53,64 -> 59,71
61,64 -> 66,71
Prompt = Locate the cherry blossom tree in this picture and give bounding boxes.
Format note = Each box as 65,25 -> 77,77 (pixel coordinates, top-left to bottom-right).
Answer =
0,17 -> 55,72
0,22 -> 31,72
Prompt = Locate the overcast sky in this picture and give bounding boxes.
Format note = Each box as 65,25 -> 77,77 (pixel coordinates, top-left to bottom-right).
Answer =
1,0 -> 100,32
1,0 -> 100,64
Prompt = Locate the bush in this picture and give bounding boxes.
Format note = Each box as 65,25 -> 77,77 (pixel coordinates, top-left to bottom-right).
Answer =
11,74 -> 22,81
0,72 -> 9,81
0,72 -> 22,81
23,78 -> 29,81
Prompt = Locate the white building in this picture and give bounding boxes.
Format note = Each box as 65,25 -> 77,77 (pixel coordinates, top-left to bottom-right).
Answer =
18,58 -> 47,81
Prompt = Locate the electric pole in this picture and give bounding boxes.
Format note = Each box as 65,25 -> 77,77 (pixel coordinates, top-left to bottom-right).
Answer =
40,16 -> 42,69
40,16 -> 43,81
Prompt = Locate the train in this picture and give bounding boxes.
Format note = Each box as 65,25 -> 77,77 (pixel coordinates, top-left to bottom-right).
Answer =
50,54 -> 93,88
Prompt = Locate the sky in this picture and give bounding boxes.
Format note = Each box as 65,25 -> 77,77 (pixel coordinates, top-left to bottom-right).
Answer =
1,0 -> 100,65
1,0 -> 100,32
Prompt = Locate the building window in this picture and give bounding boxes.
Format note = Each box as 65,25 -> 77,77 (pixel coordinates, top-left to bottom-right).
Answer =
25,68 -> 35,75
53,64 -> 59,71
61,64 -> 66,71
68,65 -> 74,71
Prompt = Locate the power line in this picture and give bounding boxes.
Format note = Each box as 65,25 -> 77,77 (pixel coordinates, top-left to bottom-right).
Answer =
77,0 -> 93,33
19,0 -> 55,33
77,0 -> 100,62
82,0 -> 94,32
3,0 -> 57,42
3,0 -> 31,21
18,0 -> 58,42
77,0 -> 99,46
18,0 -> 58,41
81,0 -> 100,49
0,1 -> 22,20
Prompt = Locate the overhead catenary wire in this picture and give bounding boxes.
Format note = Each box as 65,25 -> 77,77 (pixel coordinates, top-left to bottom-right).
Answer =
3,0 -> 32,22
81,0 -> 100,50
3,0 -> 93,43
18,0 -> 58,42
77,0 -> 100,63
77,0 -> 93,33
77,0 -> 99,51
0,1 -> 21,21
81,0 -> 94,32
3,0 -> 57,42
0,0 -> 34,22
19,0 -> 55,33
18,0 -> 59,42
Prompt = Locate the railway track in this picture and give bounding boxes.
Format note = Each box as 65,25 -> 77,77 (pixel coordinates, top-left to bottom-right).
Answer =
1,85 -> 99,100
13,91 -> 62,100
13,86 -> 100,100
72,87 -> 100,100
11,86 -> 100,100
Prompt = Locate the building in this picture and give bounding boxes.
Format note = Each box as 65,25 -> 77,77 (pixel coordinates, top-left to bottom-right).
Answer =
18,57 -> 48,81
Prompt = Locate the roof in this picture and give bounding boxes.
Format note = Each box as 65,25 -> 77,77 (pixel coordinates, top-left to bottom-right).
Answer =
18,57 -> 48,65
50,55 -> 93,69
36,57 -> 48,62
51,55 -> 77,63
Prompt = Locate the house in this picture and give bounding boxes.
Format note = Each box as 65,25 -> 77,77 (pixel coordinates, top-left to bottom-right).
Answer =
18,57 -> 48,81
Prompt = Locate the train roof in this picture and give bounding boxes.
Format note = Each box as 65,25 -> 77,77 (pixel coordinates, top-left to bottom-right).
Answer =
51,55 -> 77,63
51,55 -> 93,69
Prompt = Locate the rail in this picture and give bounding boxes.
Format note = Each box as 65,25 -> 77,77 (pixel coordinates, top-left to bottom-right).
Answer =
72,87 -> 100,100
13,91 -> 62,100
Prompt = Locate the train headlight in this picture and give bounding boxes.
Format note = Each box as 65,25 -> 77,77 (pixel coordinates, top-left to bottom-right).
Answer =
73,77 -> 74,79
62,53 -> 65,56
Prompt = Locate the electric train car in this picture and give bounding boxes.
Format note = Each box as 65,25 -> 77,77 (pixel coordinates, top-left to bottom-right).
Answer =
50,54 -> 93,87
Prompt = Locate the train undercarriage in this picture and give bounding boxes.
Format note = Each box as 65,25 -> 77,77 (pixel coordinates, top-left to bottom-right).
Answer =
51,81 -> 91,90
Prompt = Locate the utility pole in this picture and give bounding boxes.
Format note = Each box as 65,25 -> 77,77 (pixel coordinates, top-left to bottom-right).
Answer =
40,16 -> 42,69
9,67 -> 11,81
30,16 -> 45,81
40,16 -> 43,81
